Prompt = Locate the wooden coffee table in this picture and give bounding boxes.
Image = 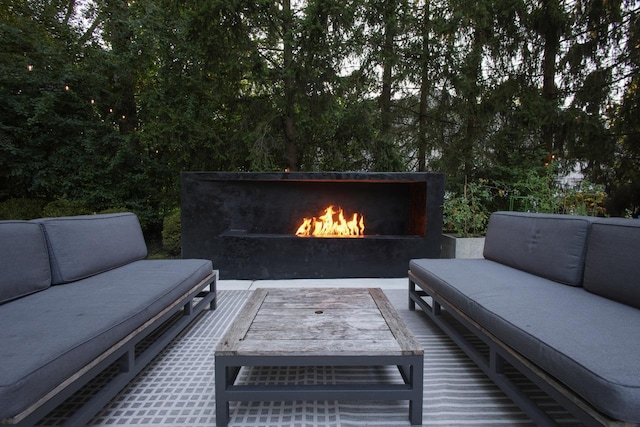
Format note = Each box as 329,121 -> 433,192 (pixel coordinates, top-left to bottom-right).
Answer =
215,288 -> 424,426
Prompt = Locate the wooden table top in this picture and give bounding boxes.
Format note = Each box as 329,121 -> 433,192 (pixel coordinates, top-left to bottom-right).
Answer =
215,288 -> 423,357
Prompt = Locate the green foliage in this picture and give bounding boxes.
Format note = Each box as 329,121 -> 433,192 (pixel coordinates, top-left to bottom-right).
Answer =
97,208 -> 129,215
508,164 -> 560,213
443,169 -> 609,237
161,209 -> 181,257
0,198 -> 46,220
506,164 -> 607,216
560,180 -> 607,216
41,199 -> 91,218
443,179 -> 493,237
1,0 -> 638,224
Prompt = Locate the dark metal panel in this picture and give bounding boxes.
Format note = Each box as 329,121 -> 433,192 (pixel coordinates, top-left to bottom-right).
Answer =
181,172 -> 445,279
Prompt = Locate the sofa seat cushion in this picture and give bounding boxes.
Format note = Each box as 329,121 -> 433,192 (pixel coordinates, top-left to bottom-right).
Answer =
0,258 -> 213,420
37,213 -> 148,284
483,212 -> 594,286
0,221 -> 51,304
410,258 -> 640,423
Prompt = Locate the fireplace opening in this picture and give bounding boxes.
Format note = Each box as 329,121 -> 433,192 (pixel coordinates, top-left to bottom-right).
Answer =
181,172 -> 444,279
294,205 -> 365,238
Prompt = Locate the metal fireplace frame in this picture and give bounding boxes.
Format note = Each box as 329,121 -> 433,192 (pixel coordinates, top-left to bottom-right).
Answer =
181,172 -> 445,279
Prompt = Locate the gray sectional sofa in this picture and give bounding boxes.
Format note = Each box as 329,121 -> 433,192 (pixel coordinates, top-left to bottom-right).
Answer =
409,211 -> 640,426
0,212 -> 217,426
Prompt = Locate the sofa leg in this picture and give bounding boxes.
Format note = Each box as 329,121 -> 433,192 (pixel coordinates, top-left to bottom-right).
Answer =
491,348 -> 504,374
184,300 -> 193,316
210,290 -> 217,310
432,300 -> 441,315
408,279 -> 416,311
119,347 -> 135,374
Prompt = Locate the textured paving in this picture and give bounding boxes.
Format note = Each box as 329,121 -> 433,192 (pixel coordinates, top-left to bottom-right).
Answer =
39,287 -> 577,426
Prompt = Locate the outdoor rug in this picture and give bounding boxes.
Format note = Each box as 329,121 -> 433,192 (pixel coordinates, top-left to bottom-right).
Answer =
40,289 -> 579,426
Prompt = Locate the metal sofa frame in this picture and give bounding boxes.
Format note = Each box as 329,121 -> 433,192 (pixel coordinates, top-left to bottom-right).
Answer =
409,271 -> 636,427
5,271 -> 217,427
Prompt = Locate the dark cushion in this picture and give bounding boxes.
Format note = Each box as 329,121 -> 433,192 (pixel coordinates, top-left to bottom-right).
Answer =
584,218 -> 640,309
483,211 -> 594,286
410,258 -> 640,423
0,258 -> 213,420
37,212 -> 148,284
0,221 -> 51,304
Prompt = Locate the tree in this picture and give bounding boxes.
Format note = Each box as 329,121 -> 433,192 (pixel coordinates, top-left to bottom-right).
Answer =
2,0 -> 639,220
608,3 -> 640,216
536,0 -> 566,157
416,0 -> 433,172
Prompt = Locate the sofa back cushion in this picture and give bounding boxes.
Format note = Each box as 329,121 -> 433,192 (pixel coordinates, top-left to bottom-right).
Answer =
483,211 -> 594,286
38,212 -> 148,284
0,221 -> 51,303
584,218 -> 640,309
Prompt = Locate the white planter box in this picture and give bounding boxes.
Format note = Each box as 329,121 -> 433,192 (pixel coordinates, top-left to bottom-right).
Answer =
440,234 -> 485,259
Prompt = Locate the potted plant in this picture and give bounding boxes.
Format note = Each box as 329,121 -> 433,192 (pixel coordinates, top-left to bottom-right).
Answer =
441,179 -> 492,258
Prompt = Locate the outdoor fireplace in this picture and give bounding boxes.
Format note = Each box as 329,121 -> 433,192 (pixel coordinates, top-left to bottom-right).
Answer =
180,172 -> 445,279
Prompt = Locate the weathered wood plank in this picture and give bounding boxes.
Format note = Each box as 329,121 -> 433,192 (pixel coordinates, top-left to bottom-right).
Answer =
256,307 -> 381,317
369,288 -> 423,355
260,296 -> 377,309
244,328 -> 395,342
261,288 -> 378,309
263,288 -> 373,299
251,311 -> 386,329
215,288 -> 268,354
236,338 -> 403,356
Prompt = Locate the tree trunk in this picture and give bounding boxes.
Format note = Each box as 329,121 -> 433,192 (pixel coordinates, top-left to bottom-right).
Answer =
282,0 -> 298,171
461,30 -> 482,178
541,0 -> 561,159
105,1 -> 138,135
417,0 -> 431,172
380,0 -> 396,139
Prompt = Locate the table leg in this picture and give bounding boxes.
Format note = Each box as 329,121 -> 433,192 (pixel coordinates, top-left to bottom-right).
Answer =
215,359 -> 230,427
409,356 -> 424,425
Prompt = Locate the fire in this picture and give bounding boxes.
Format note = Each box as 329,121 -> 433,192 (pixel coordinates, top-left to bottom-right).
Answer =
295,205 -> 365,237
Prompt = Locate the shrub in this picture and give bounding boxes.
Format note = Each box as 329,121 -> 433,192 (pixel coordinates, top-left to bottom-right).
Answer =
0,198 -> 46,220
508,167 -> 560,213
41,199 -> 92,217
162,209 -> 181,257
97,207 -> 129,215
443,179 -> 493,237
560,180 -> 607,216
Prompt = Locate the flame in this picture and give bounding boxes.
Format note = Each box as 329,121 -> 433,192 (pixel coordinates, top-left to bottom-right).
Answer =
295,205 -> 365,237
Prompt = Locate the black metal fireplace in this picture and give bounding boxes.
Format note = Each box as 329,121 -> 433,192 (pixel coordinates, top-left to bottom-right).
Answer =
180,172 -> 444,279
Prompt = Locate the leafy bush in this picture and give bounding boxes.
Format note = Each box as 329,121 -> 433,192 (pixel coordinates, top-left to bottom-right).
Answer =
560,180 -> 606,216
97,207 -> 129,215
41,199 -> 92,217
0,198 -> 46,220
443,179 -> 493,237
162,209 -> 181,257
508,167 -> 560,213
